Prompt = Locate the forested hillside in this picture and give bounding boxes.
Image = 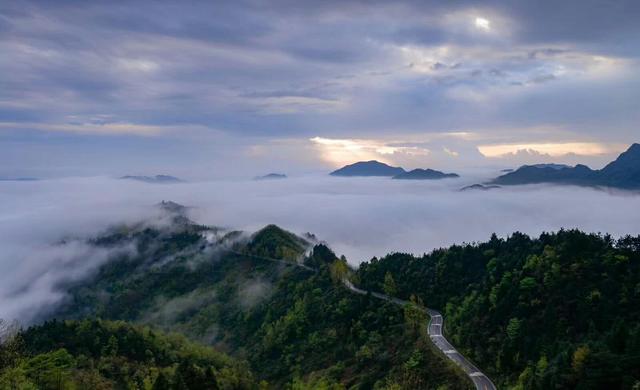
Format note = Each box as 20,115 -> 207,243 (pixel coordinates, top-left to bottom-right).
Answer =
34,214 -> 470,389
356,230 -> 640,389
0,319 -> 256,389
3,203 -> 640,389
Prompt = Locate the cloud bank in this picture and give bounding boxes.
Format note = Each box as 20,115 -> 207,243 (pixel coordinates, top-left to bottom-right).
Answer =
1,175 -> 639,322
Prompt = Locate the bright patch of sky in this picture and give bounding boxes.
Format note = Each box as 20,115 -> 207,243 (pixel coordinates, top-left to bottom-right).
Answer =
475,17 -> 491,31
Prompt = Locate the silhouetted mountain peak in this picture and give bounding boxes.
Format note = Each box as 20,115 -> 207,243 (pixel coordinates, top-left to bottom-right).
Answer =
460,184 -> 501,191
120,175 -> 183,183
254,173 -> 287,180
330,161 -> 406,177
492,143 -> 640,189
595,143 -> 640,188
603,143 -> 640,169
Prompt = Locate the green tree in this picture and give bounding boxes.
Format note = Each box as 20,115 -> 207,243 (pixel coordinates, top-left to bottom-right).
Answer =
506,318 -> 522,340
0,367 -> 37,390
572,345 -> 590,376
329,259 -> 349,284
152,371 -> 170,390
23,349 -> 74,390
404,295 -> 427,338
383,272 -> 397,296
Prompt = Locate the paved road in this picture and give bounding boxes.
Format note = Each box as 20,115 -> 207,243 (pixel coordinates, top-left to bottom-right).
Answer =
229,249 -> 496,389
344,281 -> 497,390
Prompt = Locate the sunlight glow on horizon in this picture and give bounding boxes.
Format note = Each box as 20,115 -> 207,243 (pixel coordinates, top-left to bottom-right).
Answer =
310,137 -> 429,167
478,142 -> 626,158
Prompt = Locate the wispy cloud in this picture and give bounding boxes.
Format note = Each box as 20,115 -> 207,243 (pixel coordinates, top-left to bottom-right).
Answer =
310,136 -> 430,167
478,142 -> 626,158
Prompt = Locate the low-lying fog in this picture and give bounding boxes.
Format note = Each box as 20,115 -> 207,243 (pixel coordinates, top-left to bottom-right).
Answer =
2,173 -> 640,322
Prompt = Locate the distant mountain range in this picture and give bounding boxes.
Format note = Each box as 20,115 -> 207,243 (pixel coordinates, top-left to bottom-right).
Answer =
393,168 -> 459,180
460,184 -> 501,191
120,175 -> 183,183
0,177 -> 38,181
254,173 -> 287,180
492,143 -> 640,189
330,161 -> 459,180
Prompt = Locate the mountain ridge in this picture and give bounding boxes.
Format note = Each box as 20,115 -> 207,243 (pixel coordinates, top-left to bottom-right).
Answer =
492,143 -> 640,189
393,168 -> 460,180
254,173 -> 287,180
120,174 -> 183,183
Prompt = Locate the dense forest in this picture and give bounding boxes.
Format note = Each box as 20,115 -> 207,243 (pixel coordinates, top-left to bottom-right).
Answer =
357,230 -> 640,389
0,318 -> 256,389
2,204 -> 640,389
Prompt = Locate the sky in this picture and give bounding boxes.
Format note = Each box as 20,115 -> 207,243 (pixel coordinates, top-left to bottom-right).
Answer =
1,0 -> 639,178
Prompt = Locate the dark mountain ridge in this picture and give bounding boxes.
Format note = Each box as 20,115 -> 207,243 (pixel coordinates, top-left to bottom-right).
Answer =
492,143 -> 640,189
331,161 -> 461,180
330,160 -> 406,177
254,173 -> 287,180
460,184 -> 501,191
120,174 -> 183,183
393,168 -> 460,180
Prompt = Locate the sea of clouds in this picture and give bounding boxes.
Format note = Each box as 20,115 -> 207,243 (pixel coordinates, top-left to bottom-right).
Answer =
1,172 -> 640,322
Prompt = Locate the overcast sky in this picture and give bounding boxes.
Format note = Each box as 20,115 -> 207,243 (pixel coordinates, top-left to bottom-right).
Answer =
1,0 -> 639,178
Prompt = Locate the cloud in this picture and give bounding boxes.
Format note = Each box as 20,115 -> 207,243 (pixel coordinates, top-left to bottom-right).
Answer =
0,0 -> 638,153
142,289 -> 218,328
310,136 -> 430,167
238,279 -> 273,310
0,121 -> 170,136
478,142 -> 626,158
0,240 -> 136,324
1,175 -> 640,323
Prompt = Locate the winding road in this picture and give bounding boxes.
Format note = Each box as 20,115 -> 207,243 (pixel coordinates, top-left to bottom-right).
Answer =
344,280 -> 497,390
230,247 -> 496,389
